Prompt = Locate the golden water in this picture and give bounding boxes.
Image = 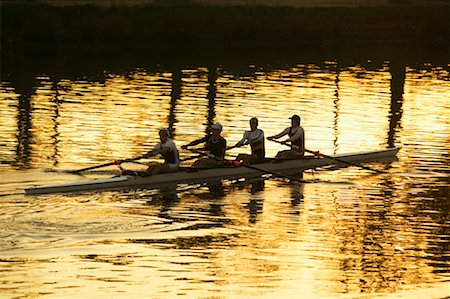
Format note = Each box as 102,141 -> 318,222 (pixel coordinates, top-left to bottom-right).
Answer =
0,56 -> 448,298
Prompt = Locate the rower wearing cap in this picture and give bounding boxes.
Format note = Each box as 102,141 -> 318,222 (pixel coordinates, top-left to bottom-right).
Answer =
235,117 -> 265,164
267,114 -> 305,159
181,123 -> 227,168
144,128 -> 180,174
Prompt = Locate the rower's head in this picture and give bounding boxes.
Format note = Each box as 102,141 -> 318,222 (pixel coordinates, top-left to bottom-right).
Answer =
159,128 -> 170,143
210,123 -> 222,136
290,114 -> 301,127
249,117 -> 258,130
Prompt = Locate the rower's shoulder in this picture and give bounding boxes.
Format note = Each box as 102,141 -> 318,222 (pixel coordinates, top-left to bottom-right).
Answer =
246,129 -> 264,134
294,126 -> 305,132
164,139 -> 177,146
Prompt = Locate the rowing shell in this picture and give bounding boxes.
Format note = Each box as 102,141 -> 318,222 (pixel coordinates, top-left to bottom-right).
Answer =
25,147 -> 399,195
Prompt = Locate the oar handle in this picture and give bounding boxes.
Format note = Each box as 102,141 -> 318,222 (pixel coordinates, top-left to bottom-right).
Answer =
182,143 -> 242,151
184,147 -> 222,161
226,144 -> 243,151
180,143 -> 242,162
179,154 -> 204,162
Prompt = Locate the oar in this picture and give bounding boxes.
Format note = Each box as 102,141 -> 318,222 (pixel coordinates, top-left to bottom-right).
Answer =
269,139 -> 386,174
68,155 -> 147,174
182,143 -> 242,152
185,147 -> 311,184
69,145 -> 226,174
180,154 -> 204,163
178,144 -> 242,163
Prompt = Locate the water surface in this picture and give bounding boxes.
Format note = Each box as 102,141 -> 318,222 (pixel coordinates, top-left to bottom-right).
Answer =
0,49 -> 448,298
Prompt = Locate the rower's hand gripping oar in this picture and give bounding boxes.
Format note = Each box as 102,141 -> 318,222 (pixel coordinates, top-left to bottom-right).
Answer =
269,139 -> 386,174
180,144 -> 242,161
184,147 -> 310,184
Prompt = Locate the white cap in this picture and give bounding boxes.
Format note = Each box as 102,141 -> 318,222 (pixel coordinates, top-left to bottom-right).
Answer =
210,123 -> 222,131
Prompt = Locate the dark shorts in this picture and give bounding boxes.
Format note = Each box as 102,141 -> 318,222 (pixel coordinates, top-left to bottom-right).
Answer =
253,149 -> 265,163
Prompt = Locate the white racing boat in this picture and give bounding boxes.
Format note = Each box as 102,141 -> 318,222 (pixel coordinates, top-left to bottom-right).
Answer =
25,147 -> 399,195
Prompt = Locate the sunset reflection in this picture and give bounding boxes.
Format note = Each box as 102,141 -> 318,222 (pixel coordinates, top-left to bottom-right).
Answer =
0,60 -> 449,299
4,62 -> 448,170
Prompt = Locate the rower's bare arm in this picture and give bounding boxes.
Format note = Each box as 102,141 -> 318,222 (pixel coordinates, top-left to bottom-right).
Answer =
182,136 -> 207,149
268,128 -> 289,140
144,149 -> 158,158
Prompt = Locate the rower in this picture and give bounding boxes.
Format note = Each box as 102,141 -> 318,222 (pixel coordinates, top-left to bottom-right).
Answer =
143,128 -> 180,175
181,123 -> 227,168
235,117 -> 265,164
267,114 -> 305,159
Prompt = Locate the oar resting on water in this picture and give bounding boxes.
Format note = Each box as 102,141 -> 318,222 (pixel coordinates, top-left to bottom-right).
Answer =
185,147 -> 311,184
269,139 -> 386,174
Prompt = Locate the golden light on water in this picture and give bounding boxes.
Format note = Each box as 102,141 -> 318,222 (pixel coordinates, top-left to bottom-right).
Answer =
7,63 -> 423,166
0,61 -> 449,298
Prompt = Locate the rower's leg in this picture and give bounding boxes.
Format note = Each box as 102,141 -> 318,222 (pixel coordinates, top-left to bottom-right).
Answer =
275,150 -> 290,160
241,154 -> 252,165
246,154 -> 259,164
236,154 -> 248,164
147,162 -> 162,174
275,150 -> 305,160
192,158 -> 216,168
235,154 -> 245,161
156,164 -> 176,174
275,150 -> 299,160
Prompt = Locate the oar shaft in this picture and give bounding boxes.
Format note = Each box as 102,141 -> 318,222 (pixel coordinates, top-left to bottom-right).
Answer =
70,162 -> 115,173
186,148 -> 308,183
179,144 -> 241,162
74,144 -> 243,173
70,155 -> 146,173
236,163 -> 308,183
180,154 -> 204,162
303,149 -> 384,173
270,139 -> 385,174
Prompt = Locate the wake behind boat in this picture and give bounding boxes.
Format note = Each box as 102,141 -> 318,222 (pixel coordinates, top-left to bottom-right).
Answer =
25,147 -> 399,195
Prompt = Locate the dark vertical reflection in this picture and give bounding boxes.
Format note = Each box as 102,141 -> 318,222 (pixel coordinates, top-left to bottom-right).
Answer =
333,60 -> 341,154
247,198 -> 263,224
417,182 -> 450,275
207,181 -> 225,198
247,180 -> 265,224
206,65 -> 218,135
157,193 -> 180,222
15,95 -> 32,168
168,69 -> 182,138
50,79 -> 61,167
13,76 -> 35,169
388,60 -> 405,148
289,173 -> 305,211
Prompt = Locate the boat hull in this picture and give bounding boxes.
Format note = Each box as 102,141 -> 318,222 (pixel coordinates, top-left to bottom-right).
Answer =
25,147 -> 399,195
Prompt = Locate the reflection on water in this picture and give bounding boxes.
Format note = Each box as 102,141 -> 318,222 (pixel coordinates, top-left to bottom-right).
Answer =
0,50 -> 449,298
2,59 -> 448,171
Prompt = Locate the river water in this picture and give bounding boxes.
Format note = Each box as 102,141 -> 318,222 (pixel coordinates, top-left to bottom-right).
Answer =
0,47 -> 448,298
